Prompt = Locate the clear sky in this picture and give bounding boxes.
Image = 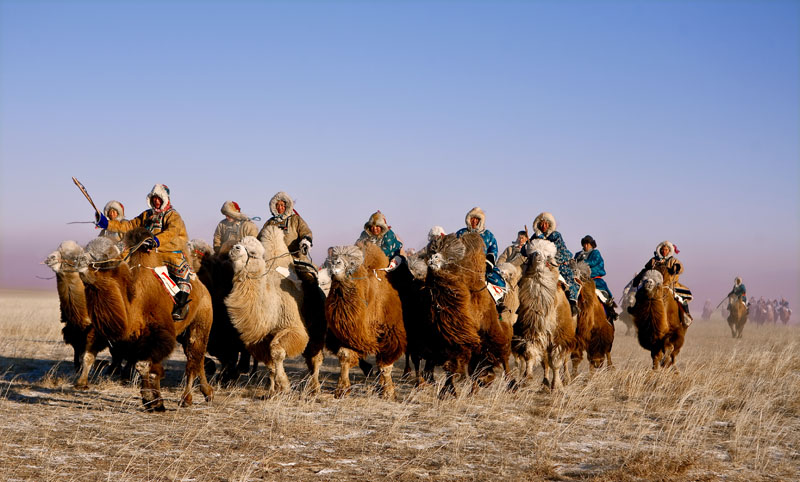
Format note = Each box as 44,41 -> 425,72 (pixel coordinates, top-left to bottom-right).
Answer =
1,1 -> 798,313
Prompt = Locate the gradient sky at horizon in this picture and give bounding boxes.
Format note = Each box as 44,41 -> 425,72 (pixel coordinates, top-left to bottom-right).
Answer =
1,1 -> 798,312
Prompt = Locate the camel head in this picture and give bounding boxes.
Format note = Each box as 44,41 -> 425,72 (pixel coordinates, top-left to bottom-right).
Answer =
328,246 -> 364,280
259,225 -> 290,268
229,236 -> 266,275
187,238 -> 213,272
406,253 -> 429,281
44,240 -> 83,274
522,239 -> 557,274
76,237 -> 121,283
425,234 -> 466,272
572,260 -> 591,285
639,270 -> 663,294
497,262 -> 521,287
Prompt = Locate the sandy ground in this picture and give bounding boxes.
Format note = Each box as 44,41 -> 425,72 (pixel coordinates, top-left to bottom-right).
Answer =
0,290 -> 798,481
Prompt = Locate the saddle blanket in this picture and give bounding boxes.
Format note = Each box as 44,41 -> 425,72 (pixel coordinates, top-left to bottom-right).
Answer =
152,266 -> 180,299
487,282 -> 506,303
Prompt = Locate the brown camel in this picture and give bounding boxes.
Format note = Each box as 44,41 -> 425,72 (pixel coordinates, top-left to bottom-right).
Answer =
571,261 -> 613,374
44,241 -> 128,388
627,269 -> 687,370
726,295 -> 747,339
325,243 -> 407,399
77,229 -> 214,411
423,233 -> 510,398
512,239 -> 576,390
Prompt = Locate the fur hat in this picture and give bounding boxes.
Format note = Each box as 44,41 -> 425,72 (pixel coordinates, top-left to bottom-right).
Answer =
428,225 -> 446,241
533,212 -> 556,237
103,200 -> 125,219
655,240 -> 675,258
269,191 -> 295,219
364,211 -> 389,236
146,184 -> 171,212
734,277 -> 742,285
464,207 -> 486,232
221,200 -> 249,221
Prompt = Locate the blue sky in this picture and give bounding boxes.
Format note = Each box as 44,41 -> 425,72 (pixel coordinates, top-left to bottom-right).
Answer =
1,1 -> 798,310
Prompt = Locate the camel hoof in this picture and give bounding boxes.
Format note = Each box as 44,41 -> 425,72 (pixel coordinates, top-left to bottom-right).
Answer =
144,400 -> 166,412
74,383 -> 89,391
334,387 -> 350,399
179,396 -> 193,407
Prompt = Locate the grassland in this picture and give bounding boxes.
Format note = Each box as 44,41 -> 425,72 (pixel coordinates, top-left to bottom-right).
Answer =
0,289 -> 797,481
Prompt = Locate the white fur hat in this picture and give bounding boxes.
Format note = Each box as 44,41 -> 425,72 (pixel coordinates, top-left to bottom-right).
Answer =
103,200 -> 125,219
464,207 -> 485,232
533,212 -> 556,236
269,191 -> 295,218
146,184 -> 171,211
655,240 -> 675,258
221,200 -> 249,221
428,225 -> 446,241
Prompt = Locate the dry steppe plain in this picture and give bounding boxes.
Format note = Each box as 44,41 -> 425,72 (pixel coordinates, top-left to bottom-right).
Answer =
0,289 -> 798,481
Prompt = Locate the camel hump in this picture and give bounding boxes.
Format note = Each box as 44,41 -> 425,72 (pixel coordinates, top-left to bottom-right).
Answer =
459,232 -> 485,257
362,242 -> 389,270
122,227 -> 155,250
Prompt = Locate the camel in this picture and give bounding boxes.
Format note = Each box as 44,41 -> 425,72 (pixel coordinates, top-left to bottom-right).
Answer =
497,262 -> 522,326
324,243 -> 407,399
44,241 -> 127,388
512,239 -> 576,390
571,261 -> 613,375
626,269 -> 687,370
779,305 -> 791,324
618,277 -> 637,336
77,229 -> 214,411
726,295 -> 747,339
422,233 -> 511,398
186,239 -> 251,383
224,233 -> 313,395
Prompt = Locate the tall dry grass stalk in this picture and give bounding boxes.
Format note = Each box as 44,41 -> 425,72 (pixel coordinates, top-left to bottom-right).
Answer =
0,290 -> 797,481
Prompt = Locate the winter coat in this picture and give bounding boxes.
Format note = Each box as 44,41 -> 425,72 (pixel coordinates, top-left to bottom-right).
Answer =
498,244 -> 526,268
575,248 -> 612,298
258,192 -> 312,256
214,200 -> 259,254
98,200 -> 127,242
106,184 -> 190,279
527,212 -> 578,301
456,207 -> 505,288
636,240 -> 692,301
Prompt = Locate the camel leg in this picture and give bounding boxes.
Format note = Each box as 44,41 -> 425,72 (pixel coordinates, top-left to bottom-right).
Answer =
136,360 -> 165,412
402,352 -> 412,378
304,350 -> 324,395
335,348 -> 358,398
180,326 -> 214,406
378,364 -> 396,400
270,345 -> 289,393
606,352 -> 613,369
75,350 -> 96,390
571,352 -> 582,378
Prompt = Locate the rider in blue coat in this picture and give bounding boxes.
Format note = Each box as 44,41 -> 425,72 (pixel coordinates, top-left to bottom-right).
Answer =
524,212 -> 579,314
455,207 -> 506,289
575,234 -> 617,321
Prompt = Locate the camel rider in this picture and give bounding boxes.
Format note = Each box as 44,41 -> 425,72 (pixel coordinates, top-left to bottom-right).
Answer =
95,184 -> 193,321
498,230 -> 529,268
213,200 -> 258,255
356,211 -> 404,269
634,240 -> 693,326
727,277 -> 747,305
574,235 -> 617,321
455,207 -> 506,303
98,200 -> 126,242
258,191 -> 313,263
523,212 -> 579,316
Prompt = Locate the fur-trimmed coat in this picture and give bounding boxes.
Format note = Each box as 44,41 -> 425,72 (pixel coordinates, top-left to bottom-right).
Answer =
258,192 -> 312,256
498,244 -> 526,268
98,200 -> 127,242
456,207 -> 505,288
356,211 -> 403,259
526,212 -> 577,301
213,201 -> 258,254
106,184 -> 189,276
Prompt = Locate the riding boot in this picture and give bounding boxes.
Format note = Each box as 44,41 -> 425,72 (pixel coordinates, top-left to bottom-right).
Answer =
172,290 -> 191,321
681,301 -> 693,327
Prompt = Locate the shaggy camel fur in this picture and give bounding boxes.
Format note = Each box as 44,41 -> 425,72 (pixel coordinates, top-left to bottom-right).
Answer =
497,262 -> 522,326
423,233 -> 510,398
77,230 -> 214,411
225,233 -> 315,395
618,277 -> 637,336
325,244 -> 407,399
187,239 -> 251,383
44,241 -> 127,388
627,269 -> 687,370
726,295 -> 748,339
512,239 -> 576,390
571,261 -> 613,374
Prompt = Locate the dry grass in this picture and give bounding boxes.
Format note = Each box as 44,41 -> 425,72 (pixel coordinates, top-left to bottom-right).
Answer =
1,289 -> 798,481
